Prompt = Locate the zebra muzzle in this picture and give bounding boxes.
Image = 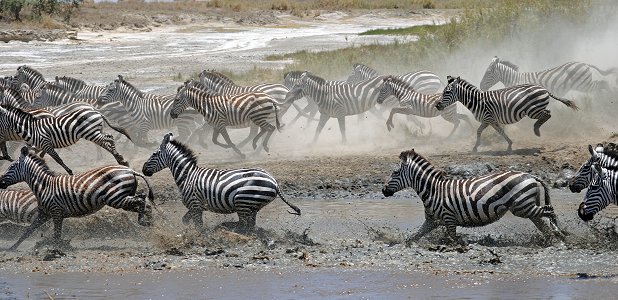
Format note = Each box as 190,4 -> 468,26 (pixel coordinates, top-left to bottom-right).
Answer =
382,187 -> 395,197
577,202 -> 594,221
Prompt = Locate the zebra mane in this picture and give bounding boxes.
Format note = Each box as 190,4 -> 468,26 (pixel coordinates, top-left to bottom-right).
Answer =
23,149 -> 55,176
56,76 -> 86,88
602,142 -> 618,161
168,139 -> 198,165
284,71 -> 304,79
116,77 -> 145,98
18,66 -> 45,81
386,76 -> 416,92
304,72 -> 327,85
498,60 -> 519,71
453,77 -> 482,92
399,149 -> 446,178
354,63 -> 378,76
42,82 -> 74,95
201,71 -> 236,86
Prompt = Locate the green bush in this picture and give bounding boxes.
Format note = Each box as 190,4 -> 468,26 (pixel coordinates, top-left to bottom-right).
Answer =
0,0 -> 83,23
0,0 -> 25,21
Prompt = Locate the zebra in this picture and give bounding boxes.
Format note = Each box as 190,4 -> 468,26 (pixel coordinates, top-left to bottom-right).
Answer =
33,82 -> 98,107
172,81 -> 282,159
142,133 -> 300,231
0,189 -> 38,225
97,75 -> 199,146
0,105 -> 131,175
13,65 -> 48,92
579,159 -> 618,222
199,70 -> 290,105
479,56 -> 618,96
54,75 -> 107,99
569,143 -> 618,193
376,75 -> 471,136
0,146 -> 154,250
346,63 -> 442,94
283,70 -> 343,126
382,149 -> 564,244
286,71 -> 387,143
435,76 -> 579,152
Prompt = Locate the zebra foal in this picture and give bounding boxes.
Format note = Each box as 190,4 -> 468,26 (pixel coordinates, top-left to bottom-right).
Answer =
382,149 -> 564,244
0,147 -> 154,250
142,133 -> 300,231
436,76 -> 578,152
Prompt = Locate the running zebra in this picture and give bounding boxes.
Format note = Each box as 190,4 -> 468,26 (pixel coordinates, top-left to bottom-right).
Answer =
479,56 -> 618,96
142,133 -> 300,230
199,70 -> 289,105
97,75 -> 199,145
283,70 -> 342,126
33,82 -> 97,107
569,143 -> 618,193
435,76 -> 578,152
0,146 -> 154,250
54,75 -> 107,99
579,158 -> 618,221
0,190 -> 38,225
377,76 -> 471,136
382,149 -> 564,244
13,66 -> 48,92
0,105 -> 131,175
286,71 -> 386,143
172,80 -> 282,159
347,63 -> 442,94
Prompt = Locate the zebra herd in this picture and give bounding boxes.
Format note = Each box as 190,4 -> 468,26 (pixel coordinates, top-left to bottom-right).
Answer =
0,56 -> 617,249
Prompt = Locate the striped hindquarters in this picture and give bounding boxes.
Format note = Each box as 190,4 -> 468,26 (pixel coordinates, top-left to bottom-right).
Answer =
0,190 -> 38,225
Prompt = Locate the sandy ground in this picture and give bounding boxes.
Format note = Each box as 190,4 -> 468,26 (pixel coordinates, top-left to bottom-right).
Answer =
1,8 -> 618,298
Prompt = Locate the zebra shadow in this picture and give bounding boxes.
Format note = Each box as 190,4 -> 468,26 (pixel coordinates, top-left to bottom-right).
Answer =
476,147 -> 542,156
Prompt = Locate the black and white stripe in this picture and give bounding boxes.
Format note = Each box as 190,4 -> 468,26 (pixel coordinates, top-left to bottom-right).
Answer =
579,160 -> 618,221
199,70 -> 289,105
377,76 -> 471,135
33,83 -> 98,107
382,149 -> 564,243
480,56 -> 618,96
0,189 -> 38,225
569,143 -> 618,193
436,76 -> 578,152
141,133 -> 299,230
347,63 -> 442,94
286,71 -> 385,143
13,66 -> 48,92
0,147 -> 154,250
172,81 -> 282,159
0,105 -> 131,175
54,75 -> 107,99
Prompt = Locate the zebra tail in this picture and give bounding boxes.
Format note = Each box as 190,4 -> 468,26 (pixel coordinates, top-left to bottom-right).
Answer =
132,171 -> 156,207
548,93 -> 579,111
273,103 -> 284,132
100,113 -> 134,142
277,187 -> 301,216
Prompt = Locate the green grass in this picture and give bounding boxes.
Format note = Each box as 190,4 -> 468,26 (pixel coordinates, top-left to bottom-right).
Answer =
359,24 -> 445,36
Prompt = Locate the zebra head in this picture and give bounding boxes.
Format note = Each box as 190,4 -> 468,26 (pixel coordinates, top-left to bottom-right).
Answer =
569,144 -> 604,193
283,71 -> 304,90
376,76 -> 399,104
97,78 -> 120,106
142,133 -> 173,176
171,82 -> 192,119
578,164 -> 613,221
0,147 -> 35,189
347,63 -> 377,83
435,76 -> 460,111
480,56 -> 502,91
382,149 -> 419,197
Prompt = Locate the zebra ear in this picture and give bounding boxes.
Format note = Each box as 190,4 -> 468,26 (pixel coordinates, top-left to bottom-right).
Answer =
20,146 -> 29,156
492,56 -> 499,63
162,133 -> 173,146
588,144 -> 595,155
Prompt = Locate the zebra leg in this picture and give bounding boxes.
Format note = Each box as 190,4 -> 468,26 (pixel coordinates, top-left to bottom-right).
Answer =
52,217 -> 65,246
217,127 -> 246,159
405,218 -> 438,246
337,116 -> 347,144
260,127 -> 276,153
45,148 -> 73,175
386,107 -> 415,132
90,134 -> 129,166
532,110 -> 551,137
109,195 -> 152,226
236,210 -> 257,233
472,123 -> 489,153
0,141 -> 13,161
181,209 -> 204,229
442,113 -> 461,138
489,123 -> 513,152
312,113 -> 331,144
8,215 -> 50,251
239,126 -> 259,149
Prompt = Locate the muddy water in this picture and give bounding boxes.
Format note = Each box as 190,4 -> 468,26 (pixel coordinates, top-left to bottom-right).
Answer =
1,190 -> 618,298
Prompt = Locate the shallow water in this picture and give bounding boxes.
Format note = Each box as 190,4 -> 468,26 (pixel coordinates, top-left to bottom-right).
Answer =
1,190 -> 618,298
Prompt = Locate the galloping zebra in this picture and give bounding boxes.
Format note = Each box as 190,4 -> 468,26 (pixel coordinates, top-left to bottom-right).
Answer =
579,159 -> 618,222
142,133 -> 300,230
569,143 -> 618,193
199,70 -> 290,105
479,56 -> 618,96
97,75 -> 199,145
435,76 -> 578,152
0,190 -> 38,225
54,75 -> 107,99
0,147 -> 154,250
172,81 -> 282,159
286,71 -> 386,143
0,105 -> 131,175
283,70 -> 342,126
346,63 -> 442,94
13,66 -> 48,92
382,149 -> 564,243
377,76 -> 471,136
33,83 -> 97,107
